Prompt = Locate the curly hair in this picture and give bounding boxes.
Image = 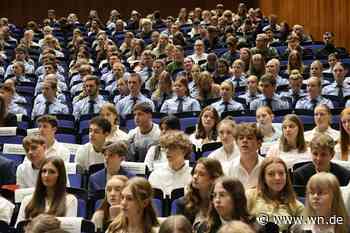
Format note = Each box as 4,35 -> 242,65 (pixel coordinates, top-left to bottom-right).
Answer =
160,131 -> 192,159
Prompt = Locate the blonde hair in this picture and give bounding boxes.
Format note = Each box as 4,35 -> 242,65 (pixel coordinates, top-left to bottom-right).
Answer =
305,172 -> 348,233
160,131 -> 192,159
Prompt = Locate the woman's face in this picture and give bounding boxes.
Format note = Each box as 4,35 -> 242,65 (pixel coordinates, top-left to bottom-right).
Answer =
201,110 -> 216,132
217,61 -> 228,74
100,108 -> 117,127
341,113 -> 350,135
240,48 -> 250,61
256,109 -> 273,127
121,186 -> 142,219
289,53 -> 299,66
212,182 -> 233,220
191,66 -> 201,80
106,178 -> 124,206
308,186 -> 333,216
192,163 -> 212,192
159,76 -> 171,92
13,63 -> 24,76
314,107 -> 330,129
41,162 -> 59,189
173,80 -> 186,97
282,120 -> 299,142
218,123 -> 235,146
264,162 -> 286,194
117,80 -> 128,95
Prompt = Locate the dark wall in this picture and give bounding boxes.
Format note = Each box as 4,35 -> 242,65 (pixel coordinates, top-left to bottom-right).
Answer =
0,0 -> 257,26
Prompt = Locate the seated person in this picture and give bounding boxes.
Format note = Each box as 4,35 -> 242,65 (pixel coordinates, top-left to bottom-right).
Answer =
31,79 -> 69,120
238,75 -> 261,107
91,175 -> 129,232
99,103 -> 128,142
322,62 -> 350,98
279,71 -> 306,109
144,115 -> 181,171
267,114 -> 310,169
256,106 -> 282,146
293,134 -> 350,186
116,73 -> 155,119
304,104 -> 339,143
73,75 -> 107,120
0,94 -> 17,127
75,117 -> 111,171
0,82 -> 27,116
246,157 -> 304,232
250,74 -> 289,111
160,75 -> 201,114
227,123 -> 265,189
149,131 -> 192,196
190,106 -> 220,151
229,59 -> 247,89
16,135 -> 48,188
265,58 -> 289,87
296,76 -> 334,110
0,195 -> 15,224
89,141 -> 134,192
16,157 -> 77,225
35,115 -> 70,162
211,81 -> 244,116
127,102 -> 160,162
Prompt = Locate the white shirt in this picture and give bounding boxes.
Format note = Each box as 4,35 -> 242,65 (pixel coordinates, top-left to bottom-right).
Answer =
75,143 -> 104,171
267,143 -> 311,169
149,162 -> 192,196
304,127 -> 340,142
227,155 -> 264,189
23,140 -> 70,163
208,146 -> 240,175
16,162 -> 40,188
144,145 -> 167,171
106,126 -> 128,143
187,53 -> 208,64
16,193 -> 78,225
0,196 -> 15,224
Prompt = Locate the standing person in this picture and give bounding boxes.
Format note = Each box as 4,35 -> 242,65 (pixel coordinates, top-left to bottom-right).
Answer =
246,157 -> 304,232
16,157 -> 78,225
106,177 -> 159,233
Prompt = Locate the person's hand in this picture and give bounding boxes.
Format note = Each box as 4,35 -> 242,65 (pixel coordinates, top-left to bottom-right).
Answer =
109,205 -> 121,218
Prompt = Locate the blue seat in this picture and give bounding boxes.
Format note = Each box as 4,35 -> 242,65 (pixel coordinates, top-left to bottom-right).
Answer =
66,187 -> 88,218
0,153 -> 24,169
56,134 -> 77,144
0,128 -> 26,144
201,142 -> 222,157
153,188 -> 164,217
174,112 -> 200,131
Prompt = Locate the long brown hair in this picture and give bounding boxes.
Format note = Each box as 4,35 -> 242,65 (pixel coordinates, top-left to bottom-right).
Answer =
280,114 -> 307,153
25,157 -> 68,219
195,106 -> 219,140
340,107 -> 350,160
257,157 -> 298,208
206,177 -> 253,233
184,158 -> 223,220
107,177 -> 159,233
0,95 -> 8,127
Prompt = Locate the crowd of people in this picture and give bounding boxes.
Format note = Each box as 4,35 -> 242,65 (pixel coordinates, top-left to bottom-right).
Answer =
0,2 -> 349,233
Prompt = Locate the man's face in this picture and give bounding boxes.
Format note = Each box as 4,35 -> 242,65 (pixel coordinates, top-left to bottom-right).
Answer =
333,64 -> 345,83
112,63 -> 124,77
183,58 -> 193,71
15,51 -> 26,61
89,124 -> 108,146
311,148 -> 333,172
307,79 -> 320,97
247,77 -> 258,91
289,77 -> 302,90
104,150 -> 123,172
85,80 -> 98,97
266,62 -> 278,76
323,33 -> 334,44
134,110 -> 151,128
44,65 -> 55,75
259,82 -> 275,97
25,143 -> 46,168
142,54 -> 153,67
38,122 -> 56,140
237,134 -> 260,155
42,82 -> 55,100
152,62 -> 164,76
127,76 -> 141,93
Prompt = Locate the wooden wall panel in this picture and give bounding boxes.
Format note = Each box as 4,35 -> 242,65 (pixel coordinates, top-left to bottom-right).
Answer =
0,0 -> 257,27
258,0 -> 350,51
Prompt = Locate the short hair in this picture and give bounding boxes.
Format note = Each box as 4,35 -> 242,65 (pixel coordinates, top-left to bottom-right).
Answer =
160,131 -> 192,159
159,215 -> 192,233
23,135 -> 47,151
259,73 -> 276,86
133,102 -> 153,114
159,115 -> 181,131
36,115 -> 58,128
89,116 -> 112,134
309,134 -> 335,154
15,45 -> 28,54
84,75 -> 100,86
235,123 -> 263,142
102,141 -> 128,157
128,72 -> 142,84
